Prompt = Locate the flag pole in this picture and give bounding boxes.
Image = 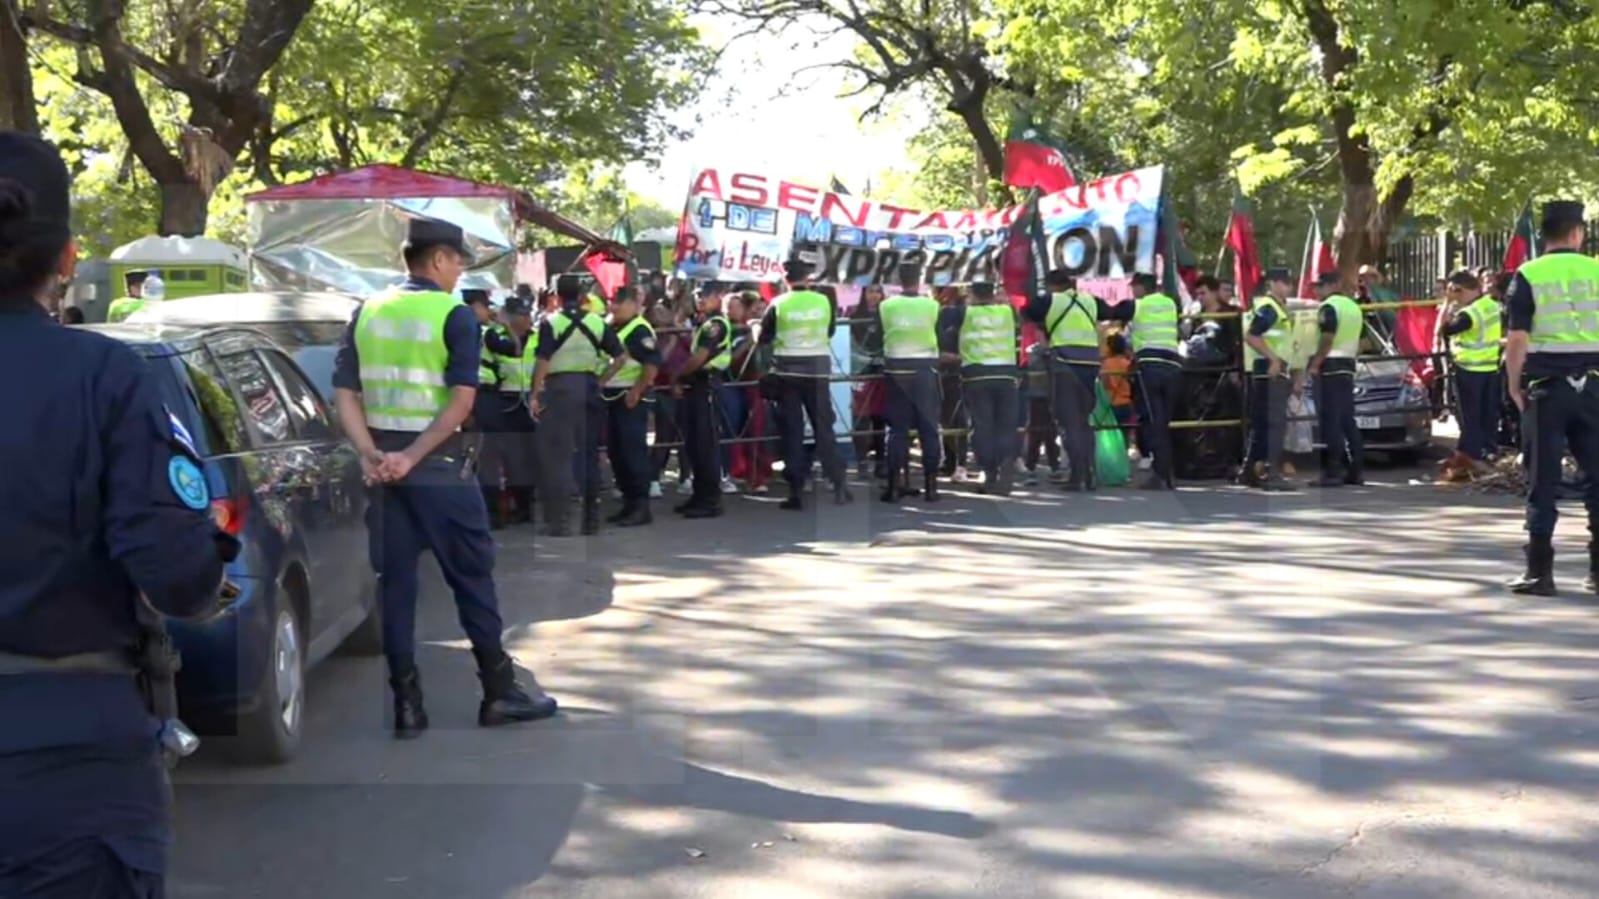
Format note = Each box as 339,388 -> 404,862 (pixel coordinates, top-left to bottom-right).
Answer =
1214,209 -> 1232,278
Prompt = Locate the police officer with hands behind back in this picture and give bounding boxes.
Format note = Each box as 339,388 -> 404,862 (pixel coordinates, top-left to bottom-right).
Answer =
0,132 -> 236,899
1244,268 -> 1297,491
1306,271 -> 1366,488
464,289 -> 518,527
481,288 -> 540,528
530,274 -> 626,537
333,218 -> 556,739
877,263 -> 943,503
603,285 -> 662,526
1504,201 -> 1599,596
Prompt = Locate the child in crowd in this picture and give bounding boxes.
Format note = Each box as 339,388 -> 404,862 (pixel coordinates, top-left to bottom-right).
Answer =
1101,333 -> 1136,445
1022,342 -> 1062,485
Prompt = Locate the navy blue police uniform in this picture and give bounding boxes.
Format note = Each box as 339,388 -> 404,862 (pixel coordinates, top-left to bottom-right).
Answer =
601,311 -> 663,526
532,291 -> 625,535
0,132 -> 227,899
680,303 -> 733,516
332,220 -> 554,736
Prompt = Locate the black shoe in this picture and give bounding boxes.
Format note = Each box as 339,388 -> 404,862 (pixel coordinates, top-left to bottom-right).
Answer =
1137,474 -> 1171,491
879,479 -> 900,503
389,670 -> 429,739
923,473 -> 941,503
673,499 -> 702,515
477,660 -> 558,727
1508,542 -> 1557,596
607,501 -> 635,524
1314,475 -> 1346,488
617,504 -> 653,527
780,486 -> 804,511
682,504 -> 724,519
1344,473 -> 1366,486
834,481 -> 854,505
994,466 -> 1014,497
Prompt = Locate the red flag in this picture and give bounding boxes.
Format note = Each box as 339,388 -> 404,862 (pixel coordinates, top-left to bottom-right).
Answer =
1502,202 -> 1538,273
1224,195 -> 1263,301
1003,114 -> 1075,194
1297,215 -> 1336,298
583,248 -> 628,299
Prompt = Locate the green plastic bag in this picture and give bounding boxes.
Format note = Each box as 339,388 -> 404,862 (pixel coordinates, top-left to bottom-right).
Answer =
1090,381 -> 1131,486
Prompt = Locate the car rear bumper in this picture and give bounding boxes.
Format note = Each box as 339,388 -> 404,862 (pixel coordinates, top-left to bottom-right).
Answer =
171,574 -> 275,715
1313,412 -> 1432,452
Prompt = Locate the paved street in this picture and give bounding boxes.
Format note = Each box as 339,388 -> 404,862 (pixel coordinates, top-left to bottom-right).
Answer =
169,467 -> 1599,899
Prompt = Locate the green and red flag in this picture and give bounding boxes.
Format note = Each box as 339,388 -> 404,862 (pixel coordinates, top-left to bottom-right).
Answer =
1223,193 -> 1263,302
1157,194 -> 1197,299
1502,201 -> 1539,273
1001,188 -> 1050,304
1296,212 -> 1336,299
1003,113 -> 1075,194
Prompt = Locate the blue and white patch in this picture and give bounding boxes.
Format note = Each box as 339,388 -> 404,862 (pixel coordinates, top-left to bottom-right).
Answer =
167,456 -> 210,510
166,406 -> 198,458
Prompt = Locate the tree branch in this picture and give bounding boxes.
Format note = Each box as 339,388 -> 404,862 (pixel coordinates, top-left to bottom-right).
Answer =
399,66 -> 467,168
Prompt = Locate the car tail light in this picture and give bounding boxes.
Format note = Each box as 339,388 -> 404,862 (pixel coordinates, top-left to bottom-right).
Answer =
210,496 -> 247,536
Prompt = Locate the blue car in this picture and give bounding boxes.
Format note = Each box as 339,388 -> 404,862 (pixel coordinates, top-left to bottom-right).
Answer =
86,321 -> 377,764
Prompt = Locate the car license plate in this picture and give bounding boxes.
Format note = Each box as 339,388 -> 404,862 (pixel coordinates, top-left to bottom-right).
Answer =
1356,416 -> 1381,429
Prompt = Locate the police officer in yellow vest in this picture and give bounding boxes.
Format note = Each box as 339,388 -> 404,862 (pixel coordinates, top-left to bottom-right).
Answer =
530,275 -> 626,536
940,280 -> 1021,495
1504,201 -> 1599,595
603,286 -> 661,526
877,263 -> 943,503
1025,269 -> 1115,491
760,259 -> 853,509
1125,273 -> 1183,490
1439,269 -> 1504,474
332,219 -> 555,737
105,270 -> 148,323
673,281 -> 734,518
1243,268 -> 1297,491
1306,272 -> 1366,487
485,289 -> 541,526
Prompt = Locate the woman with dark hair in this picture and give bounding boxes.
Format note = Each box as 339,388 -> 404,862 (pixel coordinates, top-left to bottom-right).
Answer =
0,133 -> 228,898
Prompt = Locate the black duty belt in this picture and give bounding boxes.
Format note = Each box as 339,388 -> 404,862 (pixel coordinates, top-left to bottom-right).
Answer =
0,649 -> 135,675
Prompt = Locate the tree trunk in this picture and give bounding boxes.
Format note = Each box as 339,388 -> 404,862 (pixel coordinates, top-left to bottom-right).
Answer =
1333,171 -> 1414,277
0,0 -> 38,134
159,179 -> 209,236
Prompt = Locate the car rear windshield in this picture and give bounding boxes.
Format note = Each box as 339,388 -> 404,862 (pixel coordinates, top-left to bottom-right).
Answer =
241,321 -> 343,399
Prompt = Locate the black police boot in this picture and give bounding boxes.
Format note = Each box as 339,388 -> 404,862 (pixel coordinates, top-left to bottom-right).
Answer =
879,475 -> 900,503
923,471 -> 941,503
1508,540 -> 1557,596
389,669 -> 429,740
581,492 -> 601,536
994,464 -> 1015,497
483,488 -> 507,529
607,498 -> 635,525
618,499 -> 653,527
780,484 -> 804,511
511,487 -> 534,524
834,479 -> 854,505
477,656 -> 558,727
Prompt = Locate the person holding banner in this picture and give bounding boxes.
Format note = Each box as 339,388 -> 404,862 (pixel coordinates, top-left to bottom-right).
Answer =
760,259 -> 853,510
877,264 -> 943,503
942,281 -> 1021,495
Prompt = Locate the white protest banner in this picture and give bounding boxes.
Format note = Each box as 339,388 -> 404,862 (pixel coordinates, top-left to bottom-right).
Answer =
673,165 -> 1164,285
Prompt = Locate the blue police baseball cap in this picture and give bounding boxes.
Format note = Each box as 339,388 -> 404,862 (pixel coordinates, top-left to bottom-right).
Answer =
0,131 -> 72,232
503,293 -> 533,315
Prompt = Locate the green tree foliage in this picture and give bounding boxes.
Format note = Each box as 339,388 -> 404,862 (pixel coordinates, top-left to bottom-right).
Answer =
16,0 -> 708,254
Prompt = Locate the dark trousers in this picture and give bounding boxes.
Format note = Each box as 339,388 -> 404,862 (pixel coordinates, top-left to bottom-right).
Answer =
366,457 -> 504,676
1051,363 -> 1099,486
1247,374 -> 1292,472
1457,368 -> 1502,461
775,374 -> 846,490
1026,396 -> 1061,470
1316,372 -> 1364,478
1134,361 -> 1181,484
884,365 -> 942,479
683,376 -> 723,506
1523,376 -> 1599,539
964,377 -> 1021,475
651,392 -> 684,483
0,837 -> 164,898
536,375 -> 602,523
475,392 -> 536,489
939,368 -> 968,472
605,392 -> 652,501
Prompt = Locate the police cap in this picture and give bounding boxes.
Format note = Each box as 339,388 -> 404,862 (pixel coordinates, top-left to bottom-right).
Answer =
1265,267 -> 1294,284
1542,200 -> 1585,232
125,270 -> 149,289
555,274 -> 585,302
460,288 -> 490,306
0,132 -> 71,230
1130,273 -> 1159,291
969,280 -> 996,299
403,218 -> 474,263
783,258 -> 813,283
503,293 -> 533,315
1315,271 -> 1341,288
697,280 -> 728,297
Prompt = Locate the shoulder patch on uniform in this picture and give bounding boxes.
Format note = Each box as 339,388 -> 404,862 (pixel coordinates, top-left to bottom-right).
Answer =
166,406 -> 199,457
167,456 -> 210,510
641,336 -> 657,350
